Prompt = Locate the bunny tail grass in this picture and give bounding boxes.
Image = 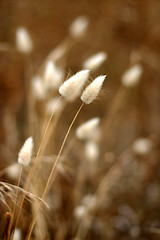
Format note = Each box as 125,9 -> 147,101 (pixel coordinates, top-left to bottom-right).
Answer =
27,102 -> 84,240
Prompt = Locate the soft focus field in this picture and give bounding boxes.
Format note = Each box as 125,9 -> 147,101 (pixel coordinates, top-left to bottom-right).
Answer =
0,1 -> 160,239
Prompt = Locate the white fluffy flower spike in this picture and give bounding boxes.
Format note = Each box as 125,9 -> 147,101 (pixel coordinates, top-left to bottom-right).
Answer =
76,117 -> 100,140
121,64 -> 143,88
7,164 -> 21,180
83,52 -> 107,71
18,137 -> 34,166
16,27 -> 33,53
85,141 -> 99,162
69,16 -> 89,38
32,76 -> 46,100
13,228 -> 22,240
46,97 -> 64,115
81,75 -> 106,104
132,138 -> 152,155
59,69 -> 90,101
44,61 -> 64,90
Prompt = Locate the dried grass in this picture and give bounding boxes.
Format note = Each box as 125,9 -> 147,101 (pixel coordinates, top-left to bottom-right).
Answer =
0,1 -> 160,240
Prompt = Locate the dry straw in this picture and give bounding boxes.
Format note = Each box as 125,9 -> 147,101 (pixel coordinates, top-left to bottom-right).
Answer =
8,137 -> 33,239
13,97 -> 62,235
27,69 -> 106,238
11,13 -> 112,239
27,103 -> 85,239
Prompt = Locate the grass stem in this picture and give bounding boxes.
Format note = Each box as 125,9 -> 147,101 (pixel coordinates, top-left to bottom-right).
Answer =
27,102 -> 84,239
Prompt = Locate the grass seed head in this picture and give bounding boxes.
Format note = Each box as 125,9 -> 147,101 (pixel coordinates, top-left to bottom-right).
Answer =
69,16 -> 89,38
16,27 -> 33,53
6,163 -> 21,180
85,141 -> 99,162
73,205 -> 87,219
12,228 -> 22,240
76,117 -> 100,140
121,64 -> 143,88
44,61 -> 64,90
82,194 -> 98,210
46,97 -> 64,115
83,52 -> 107,71
18,137 -> 34,166
32,76 -> 46,100
81,75 -> 106,104
59,69 -> 90,101
132,138 -> 152,155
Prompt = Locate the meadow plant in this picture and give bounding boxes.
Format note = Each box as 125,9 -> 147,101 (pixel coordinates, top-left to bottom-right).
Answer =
32,76 -> 46,100
69,16 -> 89,38
83,52 -> 107,71
16,27 -> 33,54
43,61 -> 64,90
18,137 -> 33,167
0,9 -> 158,240
81,75 -> 106,104
59,69 -> 90,101
121,64 -> 143,88
76,117 -> 100,140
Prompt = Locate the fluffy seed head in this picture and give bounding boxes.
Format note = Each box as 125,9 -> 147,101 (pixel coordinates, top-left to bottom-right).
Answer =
12,228 -> 21,240
83,52 -> 107,71
18,137 -> 33,166
48,44 -> 67,62
76,117 -> 100,140
44,61 -> 64,90
121,64 -> 143,88
46,97 -> 64,115
16,27 -> 33,53
81,75 -> 106,104
69,16 -> 89,38
6,164 -> 21,180
32,76 -> 46,100
59,69 -> 90,101
85,141 -> 99,162
132,138 -> 152,155
73,205 -> 87,219
82,194 -> 97,210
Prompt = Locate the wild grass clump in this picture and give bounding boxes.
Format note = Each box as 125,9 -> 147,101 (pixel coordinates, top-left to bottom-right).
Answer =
0,6 -> 159,240
0,16 -> 108,239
